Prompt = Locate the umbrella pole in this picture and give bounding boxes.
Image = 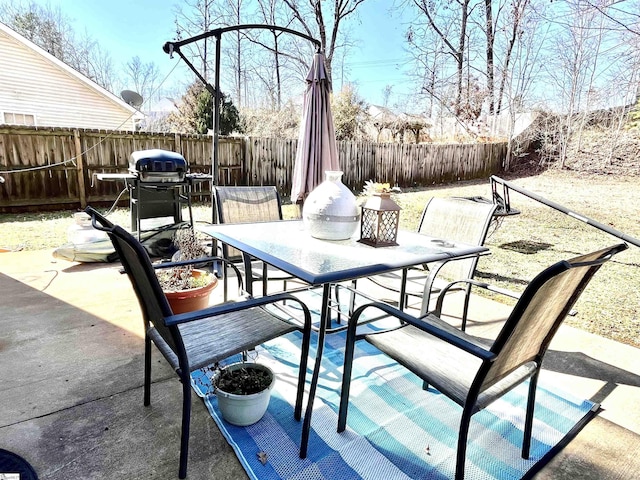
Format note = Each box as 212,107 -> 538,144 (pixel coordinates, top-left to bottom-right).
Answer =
212,31 -> 222,224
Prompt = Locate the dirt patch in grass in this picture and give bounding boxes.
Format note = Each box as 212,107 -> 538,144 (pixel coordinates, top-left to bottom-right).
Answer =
1,169 -> 638,347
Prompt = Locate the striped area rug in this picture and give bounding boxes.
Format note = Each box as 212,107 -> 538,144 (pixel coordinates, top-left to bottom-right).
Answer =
191,330 -> 597,480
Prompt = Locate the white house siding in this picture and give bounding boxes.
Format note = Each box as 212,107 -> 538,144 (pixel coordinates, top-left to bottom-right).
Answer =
0,26 -> 139,130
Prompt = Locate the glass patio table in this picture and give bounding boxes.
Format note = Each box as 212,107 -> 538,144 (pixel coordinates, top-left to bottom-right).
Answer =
198,219 -> 489,458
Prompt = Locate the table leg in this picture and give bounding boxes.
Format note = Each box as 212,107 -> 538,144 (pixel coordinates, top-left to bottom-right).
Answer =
299,282 -> 330,458
399,268 -> 408,310
243,253 -> 254,296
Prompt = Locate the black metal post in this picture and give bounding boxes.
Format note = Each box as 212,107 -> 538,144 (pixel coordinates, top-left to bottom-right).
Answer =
491,175 -> 640,248
163,24 -> 321,225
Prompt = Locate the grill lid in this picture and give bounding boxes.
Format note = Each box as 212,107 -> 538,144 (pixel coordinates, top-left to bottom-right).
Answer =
129,149 -> 187,182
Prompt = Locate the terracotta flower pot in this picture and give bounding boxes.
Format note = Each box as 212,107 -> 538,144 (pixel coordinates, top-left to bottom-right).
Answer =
164,269 -> 218,314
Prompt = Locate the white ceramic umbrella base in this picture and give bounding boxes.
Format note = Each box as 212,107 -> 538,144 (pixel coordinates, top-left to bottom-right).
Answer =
303,171 -> 360,240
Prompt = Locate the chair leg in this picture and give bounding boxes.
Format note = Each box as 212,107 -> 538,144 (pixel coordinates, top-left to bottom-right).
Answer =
461,284 -> 472,331
334,284 -> 342,324
455,405 -> 473,480
337,321 -> 358,432
348,280 -> 357,317
144,335 -> 151,406
294,326 -> 311,420
178,376 -> 192,479
223,262 -> 229,302
399,268 -> 408,311
262,263 -> 268,296
522,371 -> 540,458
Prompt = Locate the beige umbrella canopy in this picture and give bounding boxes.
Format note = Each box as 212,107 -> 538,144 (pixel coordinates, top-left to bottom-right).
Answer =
290,52 -> 340,205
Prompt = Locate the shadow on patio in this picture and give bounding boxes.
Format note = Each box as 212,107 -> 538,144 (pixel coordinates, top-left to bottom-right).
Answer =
1,249 -> 639,479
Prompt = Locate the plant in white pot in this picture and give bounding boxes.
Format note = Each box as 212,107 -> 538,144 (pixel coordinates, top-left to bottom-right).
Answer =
212,362 -> 275,426
156,227 -> 218,314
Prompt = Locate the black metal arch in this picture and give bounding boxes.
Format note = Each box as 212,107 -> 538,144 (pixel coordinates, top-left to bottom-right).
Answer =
163,24 -> 321,187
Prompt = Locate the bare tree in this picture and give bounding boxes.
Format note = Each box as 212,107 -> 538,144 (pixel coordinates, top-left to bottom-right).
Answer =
382,85 -> 393,108
496,2 -> 548,169
545,1 -> 606,166
332,83 -> 370,140
172,0 -> 308,109
173,0 -> 217,81
483,0 -> 495,114
494,0 -> 533,114
252,0 -> 300,109
73,33 -> 117,91
211,0 -> 247,106
1,1 -> 117,90
241,100 -> 301,137
282,0 -> 369,84
408,0 -> 476,117
123,56 -> 160,106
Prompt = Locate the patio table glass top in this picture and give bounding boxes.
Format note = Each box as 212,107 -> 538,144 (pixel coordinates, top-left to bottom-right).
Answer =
198,219 -> 489,286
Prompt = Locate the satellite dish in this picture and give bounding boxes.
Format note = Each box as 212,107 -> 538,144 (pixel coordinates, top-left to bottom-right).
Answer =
121,90 -> 144,107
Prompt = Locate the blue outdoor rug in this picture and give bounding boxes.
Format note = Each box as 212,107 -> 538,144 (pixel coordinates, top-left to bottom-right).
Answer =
191,330 -> 598,480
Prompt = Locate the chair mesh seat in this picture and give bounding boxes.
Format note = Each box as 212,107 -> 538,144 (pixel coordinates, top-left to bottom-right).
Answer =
150,306 -> 298,371
366,197 -> 497,318
214,186 -> 303,298
365,316 -> 536,408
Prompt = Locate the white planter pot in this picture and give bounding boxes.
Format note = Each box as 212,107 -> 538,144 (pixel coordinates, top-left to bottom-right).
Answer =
214,363 -> 275,426
303,171 -> 360,240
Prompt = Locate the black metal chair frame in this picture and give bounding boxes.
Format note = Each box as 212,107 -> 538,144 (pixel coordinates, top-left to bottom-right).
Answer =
213,186 -> 306,300
366,197 -> 497,327
86,206 -> 312,479
338,243 -> 627,480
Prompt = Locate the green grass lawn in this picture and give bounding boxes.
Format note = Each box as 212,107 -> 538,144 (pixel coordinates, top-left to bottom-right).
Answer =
1,170 -> 638,348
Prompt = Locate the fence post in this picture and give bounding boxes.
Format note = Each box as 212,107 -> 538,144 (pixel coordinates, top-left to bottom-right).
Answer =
175,132 -> 182,154
73,129 -> 87,208
243,136 -> 251,186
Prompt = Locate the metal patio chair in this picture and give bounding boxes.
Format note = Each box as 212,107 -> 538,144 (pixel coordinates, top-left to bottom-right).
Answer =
214,186 -> 305,300
338,243 -> 627,480
85,206 -> 312,479
367,196 -> 497,327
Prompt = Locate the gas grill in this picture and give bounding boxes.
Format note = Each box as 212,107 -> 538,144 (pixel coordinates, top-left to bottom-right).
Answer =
129,149 -> 187,183
96,149 -> 211,241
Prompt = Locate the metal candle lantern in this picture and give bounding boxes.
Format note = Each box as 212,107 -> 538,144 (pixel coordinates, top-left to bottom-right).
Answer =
359,193 -> 401,247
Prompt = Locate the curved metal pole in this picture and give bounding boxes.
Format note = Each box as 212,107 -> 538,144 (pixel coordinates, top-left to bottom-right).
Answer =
163,24 -> 321,54
163,24 -> 320,225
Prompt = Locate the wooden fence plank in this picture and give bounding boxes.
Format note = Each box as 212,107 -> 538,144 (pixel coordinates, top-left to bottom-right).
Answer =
0,126 -> 506,212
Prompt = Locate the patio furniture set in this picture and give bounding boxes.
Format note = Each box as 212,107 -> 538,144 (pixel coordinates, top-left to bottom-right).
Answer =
85,185 -> 627,480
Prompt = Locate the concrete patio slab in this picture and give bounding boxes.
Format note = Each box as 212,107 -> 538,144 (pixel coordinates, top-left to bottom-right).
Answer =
1,249 -> 638,479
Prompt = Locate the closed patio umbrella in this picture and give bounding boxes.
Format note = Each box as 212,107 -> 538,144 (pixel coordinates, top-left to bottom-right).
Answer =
290,52 -> 340,206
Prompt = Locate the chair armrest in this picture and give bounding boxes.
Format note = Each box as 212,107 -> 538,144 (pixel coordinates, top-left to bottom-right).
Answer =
350,301 -> 496,361
164,291 -> 312,331
433,278 -> 521,316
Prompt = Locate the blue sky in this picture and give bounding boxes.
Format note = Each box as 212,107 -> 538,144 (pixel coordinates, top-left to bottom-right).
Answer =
25,0 -> 413,107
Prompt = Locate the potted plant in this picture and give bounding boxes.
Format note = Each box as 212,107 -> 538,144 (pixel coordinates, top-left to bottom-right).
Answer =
361,180 -> 401,197
212,362 -> 275,426
156,227 -> 218,314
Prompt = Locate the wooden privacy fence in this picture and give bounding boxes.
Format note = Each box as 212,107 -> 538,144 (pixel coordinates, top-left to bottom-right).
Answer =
0,125 -> 506,212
